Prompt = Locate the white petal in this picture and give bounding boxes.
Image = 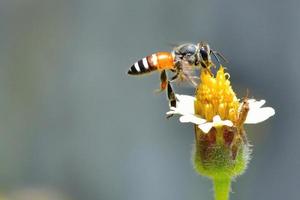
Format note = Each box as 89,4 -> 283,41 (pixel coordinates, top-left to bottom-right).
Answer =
212,115 -> 233,127
175,94 -> 196,102
166,110 -> 175,115
212,115 -> 222,123
198,122 -> 213,133
248,99 -> 266,109
239,99 -> 266,112
165,94 -> 207,126
245,107 -> 275,124
169,107 -> 176,111
174,94 -> 195,115
166,107 -> 177,115
179,114 -> 206,125
166,94 -> 195,116
223,120 -> 233,127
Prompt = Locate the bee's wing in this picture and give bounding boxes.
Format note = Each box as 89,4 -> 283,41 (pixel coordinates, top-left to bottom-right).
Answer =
183,65 -> 200,87
172,61 -> 200,87
167,42 -> 193,50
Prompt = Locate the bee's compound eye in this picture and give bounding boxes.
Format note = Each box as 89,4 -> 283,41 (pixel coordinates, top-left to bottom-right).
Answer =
200,49 -> 208,60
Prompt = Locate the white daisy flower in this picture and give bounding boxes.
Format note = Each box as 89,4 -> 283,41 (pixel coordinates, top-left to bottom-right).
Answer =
167,94 -> 275,134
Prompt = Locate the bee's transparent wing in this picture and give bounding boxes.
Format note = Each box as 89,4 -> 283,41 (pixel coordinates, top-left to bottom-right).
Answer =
167,41 -> 192,48
171,61 -> 200,88
183,64 -> 200,87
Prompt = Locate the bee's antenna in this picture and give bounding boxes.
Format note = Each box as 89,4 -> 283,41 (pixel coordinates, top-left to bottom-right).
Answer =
211,50 -> 228,64
211,50 -> 221,64
217,51 -> 228,63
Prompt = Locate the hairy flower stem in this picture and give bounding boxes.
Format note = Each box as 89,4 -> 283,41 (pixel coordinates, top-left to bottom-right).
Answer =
213,178 -> 231,200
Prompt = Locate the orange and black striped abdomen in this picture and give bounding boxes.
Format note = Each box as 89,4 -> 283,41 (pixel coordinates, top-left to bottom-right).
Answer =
128,52 -> 174,75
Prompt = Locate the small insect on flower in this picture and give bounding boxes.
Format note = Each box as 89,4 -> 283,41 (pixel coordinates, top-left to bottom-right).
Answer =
128,42 -> 226,107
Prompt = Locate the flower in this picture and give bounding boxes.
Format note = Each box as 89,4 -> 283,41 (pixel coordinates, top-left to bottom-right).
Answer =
167,94 -> 275,133
167,66 -> 275,196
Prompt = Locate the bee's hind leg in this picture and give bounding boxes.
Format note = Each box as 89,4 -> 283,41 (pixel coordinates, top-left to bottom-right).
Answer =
155,70 -> 178,118
167,81 -> 176,107
154,70 -> 168,93
166,81 -> 177,119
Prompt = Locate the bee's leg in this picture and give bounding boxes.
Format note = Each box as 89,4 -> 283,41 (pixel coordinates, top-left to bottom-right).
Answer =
166,81 -> 177,119
169,60 -> 184,83
210,61 -> 217,68
160,70 -> 168,91
155,70 -> 168,93
170,71 -> 180,82
167,81 -> 176,107
200,61 -> 213,76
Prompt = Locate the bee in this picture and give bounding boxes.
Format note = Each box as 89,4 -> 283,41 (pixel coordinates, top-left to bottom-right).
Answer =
128,41 -> 226,107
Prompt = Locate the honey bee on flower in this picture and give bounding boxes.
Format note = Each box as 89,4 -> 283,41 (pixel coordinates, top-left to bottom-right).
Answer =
128,42 -> 226,107
128,40 -> 275,200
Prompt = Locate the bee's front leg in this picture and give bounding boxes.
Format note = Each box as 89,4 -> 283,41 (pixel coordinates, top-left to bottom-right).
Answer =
200,61 -> 213,76
170,71 -> 180,82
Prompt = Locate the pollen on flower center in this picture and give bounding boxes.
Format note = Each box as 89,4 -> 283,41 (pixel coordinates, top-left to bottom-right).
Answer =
194,67 -> 239,122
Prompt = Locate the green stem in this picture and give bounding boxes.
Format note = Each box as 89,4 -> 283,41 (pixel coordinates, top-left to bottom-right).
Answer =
213,178 -> 231,200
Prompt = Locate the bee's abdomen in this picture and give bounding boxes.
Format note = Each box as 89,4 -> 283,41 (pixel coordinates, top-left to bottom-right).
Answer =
128,52 -> 174,75
128,57 -> 156,75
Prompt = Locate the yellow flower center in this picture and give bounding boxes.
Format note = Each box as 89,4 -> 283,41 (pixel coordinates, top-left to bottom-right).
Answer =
194,67 -> 240,122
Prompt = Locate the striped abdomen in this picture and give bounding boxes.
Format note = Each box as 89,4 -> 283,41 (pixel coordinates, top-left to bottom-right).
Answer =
128,52 -> 174,75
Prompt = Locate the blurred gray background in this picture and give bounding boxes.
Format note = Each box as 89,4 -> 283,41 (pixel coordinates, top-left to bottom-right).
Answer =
0,0 -> 299,199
